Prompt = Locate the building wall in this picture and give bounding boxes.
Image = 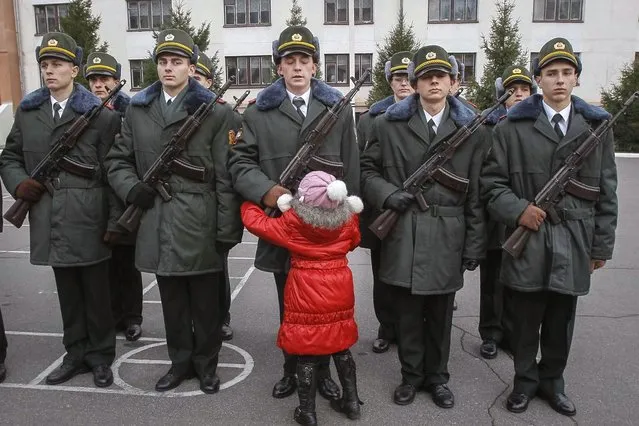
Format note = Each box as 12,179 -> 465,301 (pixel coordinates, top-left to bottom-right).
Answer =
18,0 -> 639,108
0,0 -> 22,108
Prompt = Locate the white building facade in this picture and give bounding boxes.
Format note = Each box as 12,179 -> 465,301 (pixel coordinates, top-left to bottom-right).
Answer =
13,0 -> 639,109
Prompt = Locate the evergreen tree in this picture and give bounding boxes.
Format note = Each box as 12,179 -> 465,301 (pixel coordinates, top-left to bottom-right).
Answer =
142,1 -> 222,90
272,0 -> 321,81
366,11 -> 420,105
601,59 -> 639,152
60,0 -> 108,88
466,0 -> 527,110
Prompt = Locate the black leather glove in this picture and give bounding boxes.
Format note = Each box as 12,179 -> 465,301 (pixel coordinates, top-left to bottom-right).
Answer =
462,259 -> 479,271
126,182 -> 156,209
383,191 -> 415,213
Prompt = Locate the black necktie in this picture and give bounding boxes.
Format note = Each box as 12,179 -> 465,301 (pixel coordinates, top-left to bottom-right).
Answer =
292,97 -> 305,120
167,99 -> 173,106
552,113 -> 564,139
428,119 -> 437,142
53,102 -> 61,124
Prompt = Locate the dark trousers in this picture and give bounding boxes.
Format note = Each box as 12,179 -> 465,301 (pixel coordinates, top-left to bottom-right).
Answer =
109,245 -> 143,328
371,248 -> 396,341
510,290 -> 578,396
479,249 -> 513,348
390,285 -> 455,387
52,260 -> 115,367
156,273 -> 223,377
222,251 -> 231,326
273,272 -> 331,377
0,306 -> 7,363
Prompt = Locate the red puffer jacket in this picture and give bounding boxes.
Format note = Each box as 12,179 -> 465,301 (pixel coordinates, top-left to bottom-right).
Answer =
241,201 -> 360,355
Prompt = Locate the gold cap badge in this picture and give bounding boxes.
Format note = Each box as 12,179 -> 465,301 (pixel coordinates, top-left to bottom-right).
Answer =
291,33 -> 303,42
48,39 -> 58,47
512,68 -> 522,74
401,57 -> 410,64
554,41 -> 565,50
92,57 -> 102,64
165,33 -> 175,41
425,52 -> 437,60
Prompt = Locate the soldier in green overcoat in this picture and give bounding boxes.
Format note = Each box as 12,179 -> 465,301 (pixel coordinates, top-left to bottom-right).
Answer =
361,45 -> 488,409
357,51 -> 413,354
0,32 -> 121,388
106,29 -> 243,394
480,37 -> 618,416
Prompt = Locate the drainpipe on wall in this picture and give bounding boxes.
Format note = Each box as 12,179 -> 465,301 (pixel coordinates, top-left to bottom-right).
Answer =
13,0 -> 26,99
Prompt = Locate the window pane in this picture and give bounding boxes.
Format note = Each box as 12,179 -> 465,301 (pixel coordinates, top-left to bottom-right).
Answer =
362,0 -> 372,21
140,1 -> 150,28
570,0 -> 581,20
261,0 -> 270,23
338,0 -> 348,22
130,61 -> 142,88
326,0 -> 336,23
46,5 -> 57,32
249,57 -> 260,85
454,0 -> 465,20
162,0 -> 172,23
337,55 -> 348,83
428,0 -> 440,21
129,2 -> 139,29
440,0 -> 451,21
261,57 -> 271,85
57,5 -> 68,19
225,5 -> 235,25
249,0 -> 259,24
545,0 -> 556,20
226,57 -> 237,82
35,6 -> 47,35
237,0 -> 246,24
354,0 -> 360,21
466,0 -> 477,20
558,0 -> 569,20
152,1 -> 162,28
533,0 -> 544,20
237,57 -> 248,85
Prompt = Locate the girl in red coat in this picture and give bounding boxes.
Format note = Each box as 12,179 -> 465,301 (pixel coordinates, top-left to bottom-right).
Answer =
241,171 -> 363,425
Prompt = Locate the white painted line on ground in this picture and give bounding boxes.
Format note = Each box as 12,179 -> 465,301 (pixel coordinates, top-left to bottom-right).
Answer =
0,250 -> 30,254
230,266 -> 255,302
616,153 -> 639,158
142,279 -> 157,295
143,300 -> 161,304
0,382 -> 169,397
6,331 -> 166,343
228,256 -> 255,260
28,353 -> 65,385
120,359 -> 245,369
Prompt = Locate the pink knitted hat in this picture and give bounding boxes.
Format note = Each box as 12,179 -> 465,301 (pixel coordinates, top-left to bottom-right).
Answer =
297,171 -> 345,209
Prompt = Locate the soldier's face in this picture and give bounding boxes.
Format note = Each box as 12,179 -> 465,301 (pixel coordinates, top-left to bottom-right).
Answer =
504,83 -> 532,109
536,61 -> 577,105
88,75 -> 118,100
415,71 -> 452,104
40,58 -> 78,91
193,72 -> 213,90
389,74 -> 413,100
157,54 -> 195,92
278,53 -> 316,94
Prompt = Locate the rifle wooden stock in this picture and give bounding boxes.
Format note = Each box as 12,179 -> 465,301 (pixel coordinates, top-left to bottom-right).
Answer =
368,88 -> 515,241
118,204 -> 144,233
3,80 -> 126,228
501,225 -> 532,258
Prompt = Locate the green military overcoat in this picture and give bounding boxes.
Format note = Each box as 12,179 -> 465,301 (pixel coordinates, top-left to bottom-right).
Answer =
228,77 -> 360,273
0,84 -> 121,267
361,94 -> 488,294
106,78 -> 243,276
480,94 -> 618,295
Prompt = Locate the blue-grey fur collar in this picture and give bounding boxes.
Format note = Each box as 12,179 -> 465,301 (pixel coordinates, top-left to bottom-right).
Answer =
256,78 -> 343,111
131,77 -> 214,114
369,96 -> 395,117
111,91 -> 130,115
20,83 -> 100,114
385,93 -> 476,126
484,104 -> 507,125
508,94 -> 611,122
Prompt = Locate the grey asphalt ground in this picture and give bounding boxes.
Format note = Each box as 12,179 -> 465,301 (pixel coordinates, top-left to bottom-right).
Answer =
0,158 -> 637,425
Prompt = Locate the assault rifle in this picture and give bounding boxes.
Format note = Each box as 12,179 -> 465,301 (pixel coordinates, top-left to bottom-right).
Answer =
3,80 -> 127,228
232,90 -> 251,112
369,88 -> 514,240
454,87 -> 464,98
265,69 -> 371,216
117,78 -> 235,232
502,91 -> 639,258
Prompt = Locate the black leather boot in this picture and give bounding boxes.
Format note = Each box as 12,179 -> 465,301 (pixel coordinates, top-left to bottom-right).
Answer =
294,359 -> 318,426
330,350 -> 363,420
